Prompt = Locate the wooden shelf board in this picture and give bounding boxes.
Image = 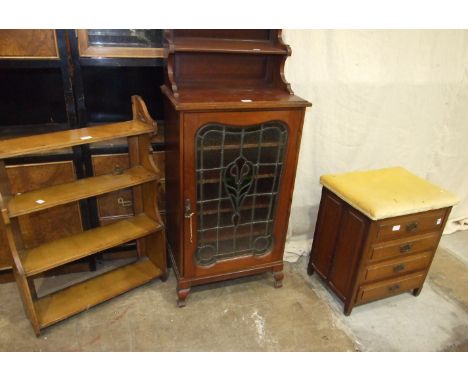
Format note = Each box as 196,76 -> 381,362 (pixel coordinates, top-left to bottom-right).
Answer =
0,120 -> 154,160
172,38 -> 288,55
21,214 -> 162,276
35,258 -> 161,329
8,165 -> 156,218
161,85 -> 312,111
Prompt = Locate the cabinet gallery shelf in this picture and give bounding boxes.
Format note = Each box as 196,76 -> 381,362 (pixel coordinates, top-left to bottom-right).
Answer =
170,38 -> 289,55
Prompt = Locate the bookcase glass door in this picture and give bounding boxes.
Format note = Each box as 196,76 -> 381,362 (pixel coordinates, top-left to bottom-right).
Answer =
195,121 -> 288,266
86,30 -> 163,48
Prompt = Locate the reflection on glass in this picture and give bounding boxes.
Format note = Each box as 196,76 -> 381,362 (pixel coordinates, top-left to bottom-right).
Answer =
87,29 -> 163,48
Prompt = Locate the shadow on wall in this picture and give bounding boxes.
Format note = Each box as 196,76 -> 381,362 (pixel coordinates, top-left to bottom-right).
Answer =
289,204 -> 320,239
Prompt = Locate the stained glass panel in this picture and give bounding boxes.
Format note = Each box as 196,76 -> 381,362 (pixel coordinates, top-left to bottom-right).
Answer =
195,121 -> 288,266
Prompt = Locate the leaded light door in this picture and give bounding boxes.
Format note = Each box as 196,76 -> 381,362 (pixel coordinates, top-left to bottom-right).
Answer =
192,121 -> 288,267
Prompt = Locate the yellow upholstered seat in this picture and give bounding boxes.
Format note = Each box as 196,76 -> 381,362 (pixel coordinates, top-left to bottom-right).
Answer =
320,167 -> 459,220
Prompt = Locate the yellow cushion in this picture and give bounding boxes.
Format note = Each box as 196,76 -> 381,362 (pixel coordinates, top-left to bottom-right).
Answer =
320,167 -> 460,220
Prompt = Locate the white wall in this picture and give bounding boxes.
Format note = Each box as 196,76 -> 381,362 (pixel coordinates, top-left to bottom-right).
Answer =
283,30 -> 468,242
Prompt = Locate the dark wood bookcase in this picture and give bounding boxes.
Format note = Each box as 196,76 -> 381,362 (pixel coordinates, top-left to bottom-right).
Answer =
162,30 -> 311,306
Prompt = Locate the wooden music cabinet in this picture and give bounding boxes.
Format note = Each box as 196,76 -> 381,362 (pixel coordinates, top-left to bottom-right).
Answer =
307,167 -> 459,315
162,30 -> 311,306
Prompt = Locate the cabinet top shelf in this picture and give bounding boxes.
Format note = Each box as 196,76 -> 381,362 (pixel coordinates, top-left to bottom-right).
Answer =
0,120 -> 154,159
161,86 -> 311,111
169,38 -> 289,55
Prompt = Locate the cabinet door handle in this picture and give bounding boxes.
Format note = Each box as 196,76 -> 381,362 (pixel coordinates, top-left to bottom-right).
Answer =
399,243 -> 413,253
393,263 -> 406,273
184,199 -> 195,243
406,222 -> 418,232
388,284 -> 401,292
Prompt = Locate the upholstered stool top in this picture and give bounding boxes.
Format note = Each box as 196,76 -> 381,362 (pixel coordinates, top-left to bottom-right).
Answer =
320,167 -> 459,220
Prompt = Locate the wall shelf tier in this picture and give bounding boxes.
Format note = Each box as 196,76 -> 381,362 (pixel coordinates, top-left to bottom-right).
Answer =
0,95 -> 167,335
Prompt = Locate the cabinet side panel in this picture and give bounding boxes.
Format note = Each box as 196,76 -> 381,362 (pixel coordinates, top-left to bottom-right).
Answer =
329,206 -> 369,299
0,228 -> 11,270
310,188 -> 343,278
164,99 -> 183,274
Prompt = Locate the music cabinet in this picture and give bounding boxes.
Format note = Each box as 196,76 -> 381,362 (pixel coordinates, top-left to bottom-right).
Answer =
161,30 -> 311,306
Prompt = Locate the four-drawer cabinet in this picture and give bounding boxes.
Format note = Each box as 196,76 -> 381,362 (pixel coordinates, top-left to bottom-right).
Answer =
307,167 -> 459,315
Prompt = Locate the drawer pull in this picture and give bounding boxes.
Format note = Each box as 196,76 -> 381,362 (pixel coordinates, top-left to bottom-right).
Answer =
406,222 -> 418,232
393,263 -> 406,273
399,243 -> 413,253
117,197 -> 133,207
388,284 -> 401,292
113,165 -> 124,175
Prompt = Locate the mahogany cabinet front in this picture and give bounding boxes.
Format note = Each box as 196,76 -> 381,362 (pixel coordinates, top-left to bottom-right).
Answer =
165,107 -> 306,305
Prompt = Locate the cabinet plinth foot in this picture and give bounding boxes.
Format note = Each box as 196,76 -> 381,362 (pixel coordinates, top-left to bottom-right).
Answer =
344,301 -> 354,316
307,262 -> 315,275
177,287 -> 190,307
273,271 -> 284,288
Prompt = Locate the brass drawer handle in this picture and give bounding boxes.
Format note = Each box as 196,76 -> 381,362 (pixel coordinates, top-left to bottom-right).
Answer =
117,197 -> 133,207
388,284 -> 401,292
406,222 -> 418,232
113,165 -> 124,175
399,243 -> 413,253
393,263 -> 406,273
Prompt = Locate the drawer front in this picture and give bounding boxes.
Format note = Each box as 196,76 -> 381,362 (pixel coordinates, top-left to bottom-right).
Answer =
356,271 -> 425,304
0,30 -> 58,59
92,153 -> 166,221
100,211 -> 166,226
376,209 -> 446,242
370,231 -> 439,262
97,183 -> 165,220
362,252 -> 432,283
7,162 -> 83,249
